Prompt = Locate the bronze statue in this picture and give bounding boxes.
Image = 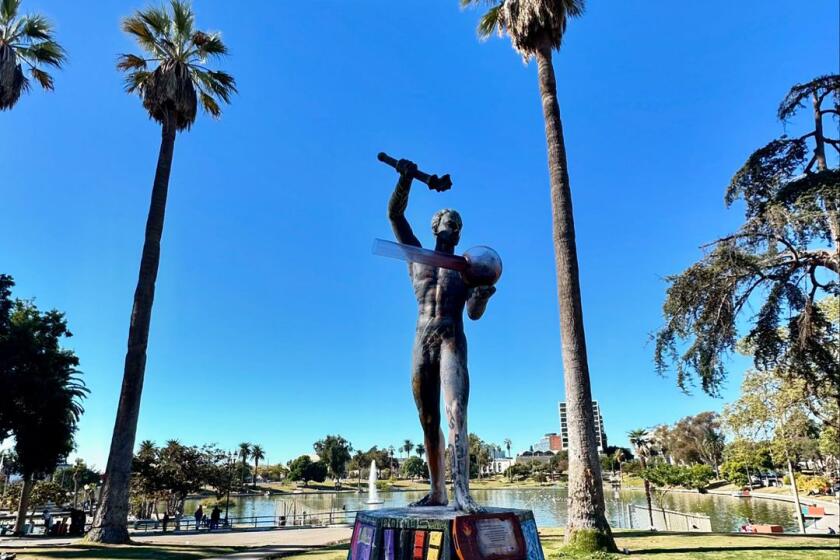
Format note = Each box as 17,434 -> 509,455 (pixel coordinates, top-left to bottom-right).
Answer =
380,154 -> 501,512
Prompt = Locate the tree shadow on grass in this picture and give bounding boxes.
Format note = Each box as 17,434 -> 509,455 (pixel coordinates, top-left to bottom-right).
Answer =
631,545 -> 839,555
3,544 -> 244,559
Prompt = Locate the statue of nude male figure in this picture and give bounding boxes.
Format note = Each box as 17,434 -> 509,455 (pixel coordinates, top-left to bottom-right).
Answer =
387,159 -> 495,513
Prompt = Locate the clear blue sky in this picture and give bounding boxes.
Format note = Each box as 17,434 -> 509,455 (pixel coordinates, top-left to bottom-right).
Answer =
3,1 -> 838,469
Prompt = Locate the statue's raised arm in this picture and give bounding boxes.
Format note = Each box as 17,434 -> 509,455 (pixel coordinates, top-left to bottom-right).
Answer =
387,159 -> 421,248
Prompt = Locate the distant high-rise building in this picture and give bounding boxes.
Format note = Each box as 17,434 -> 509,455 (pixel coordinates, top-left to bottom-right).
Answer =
531,433 -> 563,454
558,401 -> 607,452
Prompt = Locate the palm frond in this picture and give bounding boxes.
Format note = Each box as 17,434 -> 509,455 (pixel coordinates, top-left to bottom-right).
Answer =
137,6 -> 171,39
191,31 -> 227,59
123,69 -> 151,94
478,5 -> 504,38
17,40 -> 65,67
191,67 -> 236,103
19,14 -> 52,41
116,53 -> 147,72
170,0 -> 194,41
29,66 -> 52,90
0,0 -> 20,25
122,15 -> 167,59
199,90 -> 219,117
460,0 -> 501,7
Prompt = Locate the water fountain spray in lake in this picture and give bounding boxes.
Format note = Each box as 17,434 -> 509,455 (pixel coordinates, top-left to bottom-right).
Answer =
366,460 -> 384,504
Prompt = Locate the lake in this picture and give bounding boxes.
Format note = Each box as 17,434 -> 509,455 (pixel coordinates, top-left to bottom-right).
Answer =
187,487 -> 800,533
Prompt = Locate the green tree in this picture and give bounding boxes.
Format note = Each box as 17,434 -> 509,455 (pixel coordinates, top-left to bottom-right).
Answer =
402,456 -> 428,479
57,459 -> 100,508
251,445 -> 265,488
0,275 -> 16,443
657,413 -> 726,475
0,0 -> 66,110
286,455 -> 327,487
314,435 -> 352,485
723,369 -> 814,533
654,75 -> 839,401
505,463 -> 531,481
721,438 -> 773,488
641,463 -> 714,530
4,300 -> 87,535
415,444 -> 425,459
462,0 -> 612,549
468,434 -> 491,480
90,2 -> 236,544
349,450 -> 368,490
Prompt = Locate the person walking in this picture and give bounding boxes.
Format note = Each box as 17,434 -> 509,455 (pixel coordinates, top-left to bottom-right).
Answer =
194,505 -> 203,531
210,506 -> 220,530
42,508 -> 52,537
162,511 -> 169,533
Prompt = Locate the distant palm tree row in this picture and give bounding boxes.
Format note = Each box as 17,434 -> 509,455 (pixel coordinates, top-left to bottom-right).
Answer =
235,442 -> 266,487
6,0 -> 614,550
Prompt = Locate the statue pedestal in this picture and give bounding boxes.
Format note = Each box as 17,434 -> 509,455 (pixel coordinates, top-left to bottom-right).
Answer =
348,506 -> 545,560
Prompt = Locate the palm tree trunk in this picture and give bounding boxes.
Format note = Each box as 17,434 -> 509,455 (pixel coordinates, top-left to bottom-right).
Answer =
534,46 -> 615,551
253,458 -> 258,488
12,473 -> 33,536
86,111 -> 178,544
639,456 -> 655,529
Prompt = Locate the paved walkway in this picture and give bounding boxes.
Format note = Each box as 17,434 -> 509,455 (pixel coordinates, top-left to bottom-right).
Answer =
706,489 -> 839,533
0,526 -> 353,559
144,526 -> 352,558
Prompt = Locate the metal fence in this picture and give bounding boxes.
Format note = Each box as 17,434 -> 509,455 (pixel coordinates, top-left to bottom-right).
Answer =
131,508 -> 362,534
627,504 -> 712,532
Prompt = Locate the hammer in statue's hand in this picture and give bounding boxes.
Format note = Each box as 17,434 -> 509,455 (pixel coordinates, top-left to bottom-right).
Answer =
378,152 -> 452,192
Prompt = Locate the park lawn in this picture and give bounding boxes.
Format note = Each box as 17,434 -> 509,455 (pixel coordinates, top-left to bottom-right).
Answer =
275,529 -> 839,560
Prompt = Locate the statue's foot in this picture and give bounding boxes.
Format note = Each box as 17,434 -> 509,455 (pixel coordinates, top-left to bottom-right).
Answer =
454,491 -> 484,513
409,492 -> 449,508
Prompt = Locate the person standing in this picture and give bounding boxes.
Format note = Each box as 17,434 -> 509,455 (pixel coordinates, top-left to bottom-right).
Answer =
194,505 -> 203,531
210,506 -> 220,530
162,511 -> 169,533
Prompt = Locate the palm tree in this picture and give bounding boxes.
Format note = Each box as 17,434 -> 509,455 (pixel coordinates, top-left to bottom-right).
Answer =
462,1 -> 613,550
87,2 -> 235,544
612,448 -> 625,477
251,445 -> 265,488
415,444 -> 425,459
0,0 -> 66,111
628,429 -> 655,529
402,439 -> 414,459
503,438 -> 512,458
238,442 -> 251,485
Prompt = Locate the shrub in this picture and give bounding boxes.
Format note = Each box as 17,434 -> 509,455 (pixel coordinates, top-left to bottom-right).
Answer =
783,473 -> 830,494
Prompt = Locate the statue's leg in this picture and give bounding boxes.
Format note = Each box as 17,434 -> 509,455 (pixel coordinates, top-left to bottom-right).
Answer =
409,338 -> 448,507
441,336 -> 482,513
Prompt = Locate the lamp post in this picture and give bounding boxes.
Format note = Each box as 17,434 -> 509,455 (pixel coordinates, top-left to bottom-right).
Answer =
225,450 -> 233,525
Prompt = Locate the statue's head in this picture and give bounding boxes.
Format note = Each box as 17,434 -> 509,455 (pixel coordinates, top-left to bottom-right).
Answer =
431,209 -> 462,247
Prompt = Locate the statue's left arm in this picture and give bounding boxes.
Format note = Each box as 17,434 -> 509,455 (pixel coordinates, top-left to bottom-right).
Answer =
466,286 -> 496,320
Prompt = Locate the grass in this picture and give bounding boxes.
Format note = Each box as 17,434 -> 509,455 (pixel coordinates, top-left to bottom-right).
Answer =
1,543 -> 244,559
4,529 -> 836,559
265,529 -> 839,560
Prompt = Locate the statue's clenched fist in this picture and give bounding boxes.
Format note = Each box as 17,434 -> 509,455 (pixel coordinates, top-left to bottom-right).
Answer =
396,159 -> 418,177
